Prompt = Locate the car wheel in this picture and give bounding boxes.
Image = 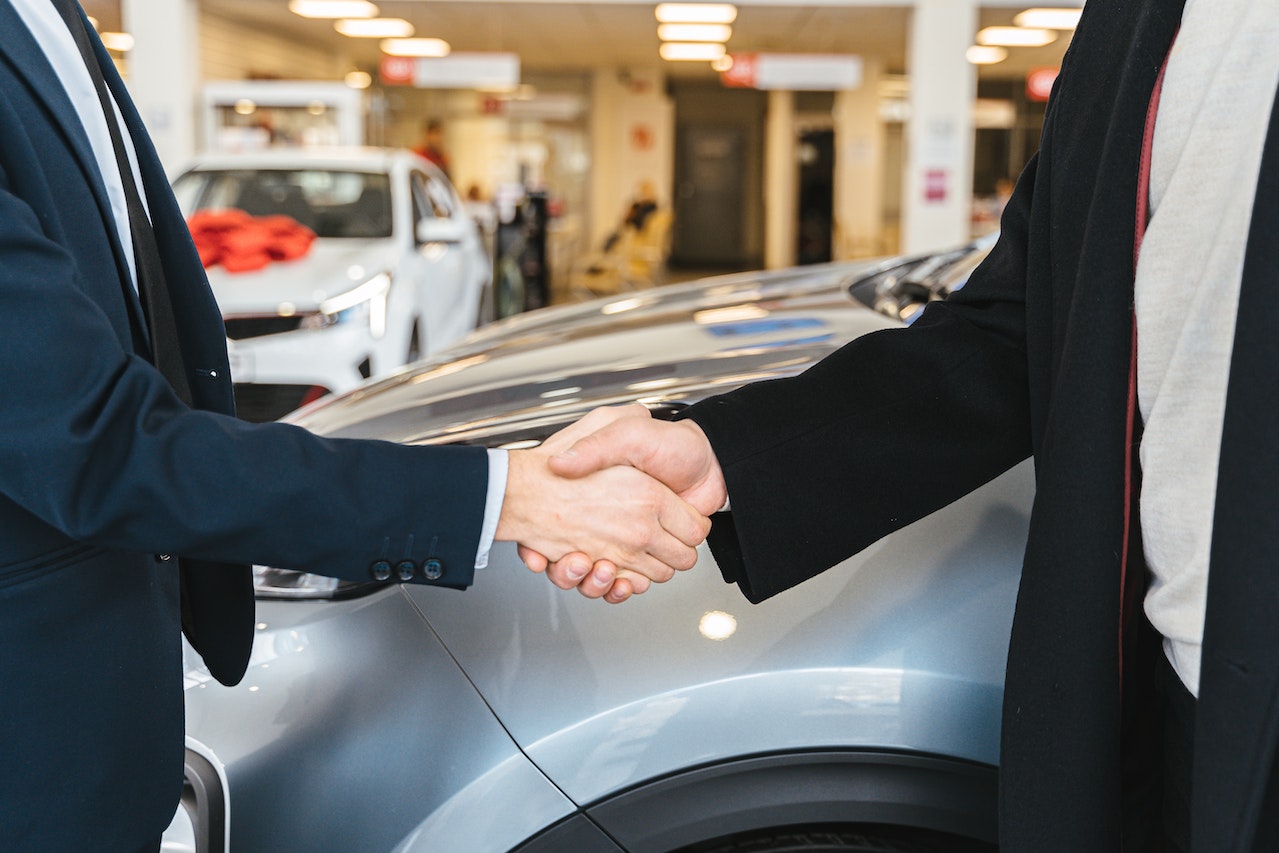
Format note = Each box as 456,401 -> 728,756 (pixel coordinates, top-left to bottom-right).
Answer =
686,827 -> 991,853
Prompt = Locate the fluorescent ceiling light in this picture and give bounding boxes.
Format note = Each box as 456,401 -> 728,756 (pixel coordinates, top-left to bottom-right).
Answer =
1013,7 -> 1084,29
976,26 -> 1057,47
344,70 -> 373,89
380,38 -> 451,58
100,32 -> 134,52
289,0 -> 378,19
658,23 -> 732,42
655,4 -> 737,25
711,54 -> 734,72
660,42 -> 726,61
966,45 -> 1008,65
335,18 -> 414,38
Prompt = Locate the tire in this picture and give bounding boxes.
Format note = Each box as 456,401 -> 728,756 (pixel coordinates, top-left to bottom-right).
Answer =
685,826 -> 994,853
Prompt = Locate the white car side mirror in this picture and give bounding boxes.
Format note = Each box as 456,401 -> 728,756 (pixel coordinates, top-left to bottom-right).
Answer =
416,218 -> 467,244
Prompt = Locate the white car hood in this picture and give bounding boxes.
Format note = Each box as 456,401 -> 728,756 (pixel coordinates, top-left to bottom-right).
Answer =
208,238 -> 398,316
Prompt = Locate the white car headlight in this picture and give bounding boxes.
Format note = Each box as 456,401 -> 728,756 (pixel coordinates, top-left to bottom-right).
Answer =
303,272 -> 392,338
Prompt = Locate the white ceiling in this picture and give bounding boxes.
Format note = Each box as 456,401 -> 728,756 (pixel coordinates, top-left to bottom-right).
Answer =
89,1 -> 1075,82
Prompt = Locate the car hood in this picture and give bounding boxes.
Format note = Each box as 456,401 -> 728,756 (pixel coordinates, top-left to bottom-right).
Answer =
287,253 -> 1031,804
290,260 -> 897,442
208,239 -> 398,315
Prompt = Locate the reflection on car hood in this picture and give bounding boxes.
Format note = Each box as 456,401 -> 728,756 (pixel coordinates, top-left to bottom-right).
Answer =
208,239 -> 398,315
285,250 -> 1030,806
290,260 -> 899,443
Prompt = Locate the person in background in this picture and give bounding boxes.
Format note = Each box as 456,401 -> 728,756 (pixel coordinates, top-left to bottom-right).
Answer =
602,178 -> 660,252
413,117 -> 451,177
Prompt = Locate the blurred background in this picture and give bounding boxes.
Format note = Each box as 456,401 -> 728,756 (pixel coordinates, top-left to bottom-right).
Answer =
88,0 -> 1076,300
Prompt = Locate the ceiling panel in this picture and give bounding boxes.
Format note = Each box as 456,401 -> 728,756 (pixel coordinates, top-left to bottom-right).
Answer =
129,0 -> 1072,82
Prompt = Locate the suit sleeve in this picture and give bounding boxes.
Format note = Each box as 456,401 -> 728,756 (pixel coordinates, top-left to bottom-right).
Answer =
682,155 -> 1039,603
0,166 -> 487,589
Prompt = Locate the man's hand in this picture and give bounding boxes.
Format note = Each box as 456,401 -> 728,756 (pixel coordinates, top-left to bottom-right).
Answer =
496,406 -> 711,590
550,408 -> 726,515
516,405 -> 727,602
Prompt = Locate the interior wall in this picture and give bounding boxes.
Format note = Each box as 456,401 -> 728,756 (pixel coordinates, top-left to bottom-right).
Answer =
669,82 -> 767,267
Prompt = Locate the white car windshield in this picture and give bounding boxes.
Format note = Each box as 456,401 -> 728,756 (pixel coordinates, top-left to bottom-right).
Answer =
174,169 -> 393,239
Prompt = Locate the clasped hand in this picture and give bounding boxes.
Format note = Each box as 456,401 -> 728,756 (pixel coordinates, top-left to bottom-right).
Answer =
495,405 -> 726,603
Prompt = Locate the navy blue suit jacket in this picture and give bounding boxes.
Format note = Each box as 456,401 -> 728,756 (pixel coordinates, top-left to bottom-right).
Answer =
0,6 -> 488,848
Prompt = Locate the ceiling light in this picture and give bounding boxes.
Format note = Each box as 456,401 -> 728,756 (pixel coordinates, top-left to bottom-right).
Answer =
976,26 -> 1057,47
234,99 -> 256,115
87,15 -> 98,29
660,42 -> 726,61
335,17 -> 414,37
655,3 -> 737,25
100,32 -> 134,52
711,54 -> 734,72
344,70 -> 373,89
289,0 -> 378,19
658,23 -> 732,42
966,45 -> 1009,64
380,38 -> 451,58
1013,7 -> 1084,29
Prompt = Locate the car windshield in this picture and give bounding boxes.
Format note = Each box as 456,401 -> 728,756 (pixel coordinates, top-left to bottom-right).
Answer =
173,169 -> 393,239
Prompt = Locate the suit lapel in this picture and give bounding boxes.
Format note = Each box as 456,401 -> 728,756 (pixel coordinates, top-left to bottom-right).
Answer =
1195,76 -> 1279,850
0,0 -> 149,346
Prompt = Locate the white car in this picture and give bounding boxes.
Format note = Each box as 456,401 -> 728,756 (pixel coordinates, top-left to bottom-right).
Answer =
172,148 -> 492,422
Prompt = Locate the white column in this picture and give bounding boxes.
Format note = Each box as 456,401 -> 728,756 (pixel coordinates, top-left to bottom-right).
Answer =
763,89 -> 796,270
122,0 -> 200,175
833,58 -> 885,258
902,0 -> 978,253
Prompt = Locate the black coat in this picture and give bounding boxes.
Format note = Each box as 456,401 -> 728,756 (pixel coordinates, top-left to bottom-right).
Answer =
0,6 -> 487,848
687,1 -> 1279,848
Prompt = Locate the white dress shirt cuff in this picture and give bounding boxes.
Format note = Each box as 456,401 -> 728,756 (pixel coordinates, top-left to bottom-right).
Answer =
474,448 -> 509,569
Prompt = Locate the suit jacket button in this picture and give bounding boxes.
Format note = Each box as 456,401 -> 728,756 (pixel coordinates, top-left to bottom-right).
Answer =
370,560 -> 393,581
423,558 -> 443,580
395,560 -> 417,581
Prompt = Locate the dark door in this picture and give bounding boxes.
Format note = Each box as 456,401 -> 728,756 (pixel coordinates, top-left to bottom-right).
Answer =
672,125 -> 746,266
797,129 -> 834,266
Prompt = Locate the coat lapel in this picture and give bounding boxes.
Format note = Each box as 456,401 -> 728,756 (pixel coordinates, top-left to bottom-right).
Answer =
0,0 -> 149,346
1195,77 -> 1279,852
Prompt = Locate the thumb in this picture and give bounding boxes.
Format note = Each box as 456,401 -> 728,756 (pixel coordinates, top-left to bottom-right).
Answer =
548,419 -> 648,478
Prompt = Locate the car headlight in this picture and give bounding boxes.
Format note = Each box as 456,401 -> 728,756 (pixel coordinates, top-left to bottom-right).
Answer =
300,272 -> 391,338
253,565 -> 378,600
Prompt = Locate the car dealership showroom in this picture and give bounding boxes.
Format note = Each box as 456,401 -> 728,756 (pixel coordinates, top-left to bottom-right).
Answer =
7,0 -> 1099,850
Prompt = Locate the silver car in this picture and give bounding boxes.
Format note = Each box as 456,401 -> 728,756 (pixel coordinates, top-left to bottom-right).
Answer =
167,237 -> 1027,853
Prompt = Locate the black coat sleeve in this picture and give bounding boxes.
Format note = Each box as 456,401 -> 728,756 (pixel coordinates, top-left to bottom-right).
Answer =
682,156 -> 1038,602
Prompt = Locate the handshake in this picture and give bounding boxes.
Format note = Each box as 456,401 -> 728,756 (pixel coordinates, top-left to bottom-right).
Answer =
494,404 -> 726,604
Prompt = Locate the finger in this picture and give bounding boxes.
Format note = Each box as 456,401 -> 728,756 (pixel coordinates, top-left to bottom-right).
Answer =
604,576 -> 634,604
622,550 -> 680,585
545,552 -> 593,589
614,569 -> 651,596
517,544 -> 549,574
658,494 -> 713,551
575,561 -> 618,600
